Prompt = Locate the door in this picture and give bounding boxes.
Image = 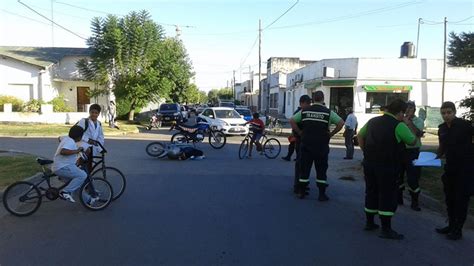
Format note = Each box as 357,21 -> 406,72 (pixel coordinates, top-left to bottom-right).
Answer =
329,87 -> 354,121
77,87 -> 90,112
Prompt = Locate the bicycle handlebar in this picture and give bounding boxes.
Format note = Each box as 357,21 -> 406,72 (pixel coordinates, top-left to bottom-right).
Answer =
88,139 -> 107,153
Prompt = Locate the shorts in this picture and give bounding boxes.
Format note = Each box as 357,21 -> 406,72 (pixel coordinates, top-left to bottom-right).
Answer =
251,132 -> 263,142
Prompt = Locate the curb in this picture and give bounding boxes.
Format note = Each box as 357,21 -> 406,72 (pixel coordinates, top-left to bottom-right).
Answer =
0,172 -> 43,203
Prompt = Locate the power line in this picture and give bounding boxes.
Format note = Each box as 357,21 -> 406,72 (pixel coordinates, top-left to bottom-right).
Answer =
264,0 -> 299,30
239,35 -> 259,68
266,1 -> 422,30
17,0 -> 87,40
450,15 -> 474,24
0,8 -> 51,25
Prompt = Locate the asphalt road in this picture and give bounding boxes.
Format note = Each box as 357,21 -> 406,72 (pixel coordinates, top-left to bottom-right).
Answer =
0,132 -> 473,266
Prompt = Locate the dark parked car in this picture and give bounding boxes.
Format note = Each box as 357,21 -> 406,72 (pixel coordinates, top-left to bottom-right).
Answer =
157,103 -> 184,124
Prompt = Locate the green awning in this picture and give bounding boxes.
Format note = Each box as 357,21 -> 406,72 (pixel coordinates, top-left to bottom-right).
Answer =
322,79 -> 355,86
304,80 -> 322,90
364,85 -> 413,92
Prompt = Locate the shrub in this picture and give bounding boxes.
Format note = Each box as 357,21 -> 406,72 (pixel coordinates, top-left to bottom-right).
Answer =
0,95 -> 24,112
48,95 -> 73,112
23,99 -> 45,112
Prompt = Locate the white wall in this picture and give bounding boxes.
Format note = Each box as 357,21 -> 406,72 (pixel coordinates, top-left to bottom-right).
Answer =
0,111 -> 103,124
52,56 -> 86,80
0,56 -> 42,101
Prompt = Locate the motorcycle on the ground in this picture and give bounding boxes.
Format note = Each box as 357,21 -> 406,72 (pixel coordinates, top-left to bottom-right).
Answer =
169,121 -> 227,149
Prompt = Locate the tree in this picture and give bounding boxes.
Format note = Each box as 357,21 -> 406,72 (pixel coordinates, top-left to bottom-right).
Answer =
207,88 -> 233,105
77,10 -> 193,120
447,31 -> 474,67
448,31 -> 474,121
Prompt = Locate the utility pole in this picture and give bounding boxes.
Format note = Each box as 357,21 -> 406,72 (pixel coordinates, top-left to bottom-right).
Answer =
441,17 -> 447,104
51,0 -> 54,47
415,18 -> 422,58
258,19 -> 262,112
233,70 -> 236,100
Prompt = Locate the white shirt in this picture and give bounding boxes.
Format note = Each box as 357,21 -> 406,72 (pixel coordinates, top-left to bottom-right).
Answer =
52,136 -> 78,172
344,113 -> 358,130
77,118 -> 105,154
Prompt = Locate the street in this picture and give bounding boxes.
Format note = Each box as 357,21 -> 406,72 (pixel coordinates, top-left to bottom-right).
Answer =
0,133 -> 473,266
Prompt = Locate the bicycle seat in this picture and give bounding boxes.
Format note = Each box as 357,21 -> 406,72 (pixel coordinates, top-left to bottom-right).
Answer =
37,158 -> 54,165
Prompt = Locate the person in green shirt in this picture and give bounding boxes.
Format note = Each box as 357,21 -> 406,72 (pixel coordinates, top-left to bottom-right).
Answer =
357,99 -> 416,240
290,91 -> 344,201
398,101 -> 425,211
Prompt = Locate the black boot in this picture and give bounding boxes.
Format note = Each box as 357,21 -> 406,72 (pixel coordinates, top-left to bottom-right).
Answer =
447,222 -> 463,240
364,213 -> 379,231
318,186 -> 329,202
397,189 -> 404,205
410,192 -> 421,211
379,216 -> 404,240
296,184 -> 308,199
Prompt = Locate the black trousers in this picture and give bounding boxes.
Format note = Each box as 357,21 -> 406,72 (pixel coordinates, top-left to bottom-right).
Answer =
344,129 -> 355,159
298,145 -> 329,189
398,148 -> 421,193
442,163 -> 473,227
286,141 -> 296,158
293,139 -> 301,190
364,161 -> 399,217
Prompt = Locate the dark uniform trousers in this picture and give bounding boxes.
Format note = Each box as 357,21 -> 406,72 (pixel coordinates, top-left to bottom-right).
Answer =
442,163 -> 474,226
364,161 -> 399,216
293,137 -> 301,191
398,148 -> 421,193
298,144 -> 329,189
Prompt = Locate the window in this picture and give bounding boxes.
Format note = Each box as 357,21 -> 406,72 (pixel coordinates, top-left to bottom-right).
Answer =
270,93 -> 278,108
365,92 -> 409,114
215,109 -> 241,119
202,109 -> 213,117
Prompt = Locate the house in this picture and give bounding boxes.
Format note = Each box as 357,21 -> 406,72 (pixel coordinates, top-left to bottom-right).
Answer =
285,57 -> 474,128
263,57 -> 316,115
0,46 -> 109,113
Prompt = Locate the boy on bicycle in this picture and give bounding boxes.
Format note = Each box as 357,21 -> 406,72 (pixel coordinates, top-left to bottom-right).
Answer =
247,112 -> 265,158
77,104 -> 105,171
53,125 -> 88,203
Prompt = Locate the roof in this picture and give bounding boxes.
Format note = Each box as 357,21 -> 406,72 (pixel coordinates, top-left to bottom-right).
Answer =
0,46 -> 92,68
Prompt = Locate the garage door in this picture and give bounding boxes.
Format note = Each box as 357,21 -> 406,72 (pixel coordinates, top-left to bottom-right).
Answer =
2,84 -> 33,101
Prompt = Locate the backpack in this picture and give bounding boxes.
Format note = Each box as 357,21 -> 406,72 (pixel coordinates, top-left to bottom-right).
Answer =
75,118 -> 101,132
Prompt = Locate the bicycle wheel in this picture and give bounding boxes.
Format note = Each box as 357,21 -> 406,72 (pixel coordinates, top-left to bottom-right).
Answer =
171,133 -> 188,144
145,141 -> 167,158
238,139 -> 249,159
79,178 -> 113,211
263,138 -> 281,159
3,181 -> 42,217
91,167 -> 126,201
209,131 -> 226,149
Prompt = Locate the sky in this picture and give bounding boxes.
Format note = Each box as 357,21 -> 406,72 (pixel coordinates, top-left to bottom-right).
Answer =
0,0 -> 473,92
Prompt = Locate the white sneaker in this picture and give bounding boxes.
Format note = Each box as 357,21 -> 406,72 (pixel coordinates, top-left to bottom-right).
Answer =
88,196 -> 100,205
59,192 -> 76,203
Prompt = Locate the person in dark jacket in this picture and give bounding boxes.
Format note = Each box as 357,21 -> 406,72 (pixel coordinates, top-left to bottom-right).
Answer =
290,91 -> 344,201
357,99 -> 416,240
435,101 -> 474,240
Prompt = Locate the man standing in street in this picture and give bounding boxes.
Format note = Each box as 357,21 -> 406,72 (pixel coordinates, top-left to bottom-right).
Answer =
343,108 -> 358,160
398,101 -> 425,211
288,95 -> 312,194
290,91 -> 344,201
435,101 -> 474,240
357,99 -> 416,240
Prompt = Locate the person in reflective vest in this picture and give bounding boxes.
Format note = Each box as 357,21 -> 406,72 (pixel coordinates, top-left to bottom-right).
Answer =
357,99 -> 416,240
398,101 -> 425,211
290,91 -> 344,201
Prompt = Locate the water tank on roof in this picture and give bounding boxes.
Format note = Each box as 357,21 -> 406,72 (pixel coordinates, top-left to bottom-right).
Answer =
400,42 -> 415,58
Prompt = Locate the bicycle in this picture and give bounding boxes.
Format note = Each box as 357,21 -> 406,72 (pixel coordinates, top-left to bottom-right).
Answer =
2,156 -> 113,217
238,130 -> 281,159
266,116 -> 283,136
88,141 -> 126,201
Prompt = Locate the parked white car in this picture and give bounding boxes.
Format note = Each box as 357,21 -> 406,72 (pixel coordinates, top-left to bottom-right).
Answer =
198,107 -> 249,135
